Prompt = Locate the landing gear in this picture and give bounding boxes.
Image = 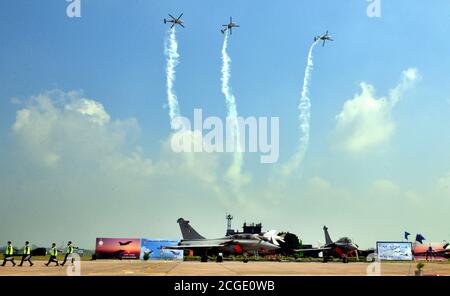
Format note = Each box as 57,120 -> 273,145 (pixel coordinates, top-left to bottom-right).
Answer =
200,250 -> 209,263
322,256 -> 329,263
216,253 -> 223,263
342,256 -> 349,264
243,254 -> 249,263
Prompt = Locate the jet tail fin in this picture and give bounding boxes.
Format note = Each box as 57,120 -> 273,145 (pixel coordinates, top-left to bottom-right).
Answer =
323,226 -> 333,245
177,218 -> 206,240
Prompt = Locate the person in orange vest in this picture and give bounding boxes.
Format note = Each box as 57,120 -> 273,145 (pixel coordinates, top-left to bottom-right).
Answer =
18,241 -> 33,267
45,243 -> 59,266
1,241 -> 16,266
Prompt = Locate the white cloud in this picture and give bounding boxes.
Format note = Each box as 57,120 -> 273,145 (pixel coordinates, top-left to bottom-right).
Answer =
10,90 -> 225,178
11,91 -> 130,168
370,179 -> 401,199
8,89 -> 242,209
436,173 -> 450,195
334,68 -> 420,154
65,98 -> 110,126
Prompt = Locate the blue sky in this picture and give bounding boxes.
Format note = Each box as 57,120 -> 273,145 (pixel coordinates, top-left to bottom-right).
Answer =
1,0 -> 450,248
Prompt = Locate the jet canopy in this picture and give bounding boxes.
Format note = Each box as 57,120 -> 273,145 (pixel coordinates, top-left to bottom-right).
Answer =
336,237 -> 352,244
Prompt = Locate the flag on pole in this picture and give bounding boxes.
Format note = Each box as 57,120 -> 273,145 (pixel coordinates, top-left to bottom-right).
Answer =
415,234 -> 426,244
404,231 -> 411,240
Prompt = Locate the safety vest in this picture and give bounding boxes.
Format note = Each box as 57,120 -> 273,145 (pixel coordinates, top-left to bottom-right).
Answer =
5,245 -> 13,255
23,246 -> 30,255
66,245 -> 73,254
51,247 -> 58,256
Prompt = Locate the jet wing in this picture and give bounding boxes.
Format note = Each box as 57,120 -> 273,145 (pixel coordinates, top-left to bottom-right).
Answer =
162,240 -> 234,250
163,244 -> 224,250
293,247 -> 333,252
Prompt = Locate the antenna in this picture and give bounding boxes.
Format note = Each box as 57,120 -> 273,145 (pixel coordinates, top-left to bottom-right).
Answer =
226,214 -> 233,232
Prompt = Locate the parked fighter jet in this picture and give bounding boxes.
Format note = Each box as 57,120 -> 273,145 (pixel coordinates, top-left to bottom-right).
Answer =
296,226 -> 360,263
221,17 -> 240,35
314,30 -> 333,47
164,13 -> 185,28
163,218 -> 280,262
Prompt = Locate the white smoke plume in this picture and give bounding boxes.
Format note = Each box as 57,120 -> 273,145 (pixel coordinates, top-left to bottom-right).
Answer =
165,27 -> 182,130
221,33 -> 245,187
280,41 -> 319,176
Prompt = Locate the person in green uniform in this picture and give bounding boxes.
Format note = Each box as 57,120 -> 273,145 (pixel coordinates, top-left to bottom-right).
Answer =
45,243 -> 59,266
18,241 -> 33,266
61,241 -> 74,266
1,241 -> 16,266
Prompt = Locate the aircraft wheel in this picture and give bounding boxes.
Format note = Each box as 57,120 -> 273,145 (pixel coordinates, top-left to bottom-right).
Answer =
201,256 -> 208,263
243,259 -> 249,263
343,256 -> 349,264
216,255 -> 223,263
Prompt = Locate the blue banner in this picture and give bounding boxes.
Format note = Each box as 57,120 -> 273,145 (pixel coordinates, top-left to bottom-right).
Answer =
140,239 -> 183,260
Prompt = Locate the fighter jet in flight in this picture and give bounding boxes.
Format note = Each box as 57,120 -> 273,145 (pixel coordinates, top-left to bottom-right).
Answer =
221,17 -> 240,35
163,218 -> 280,262
296,226 -> 360,263
314,30 -> 334,47
118,241 -> 133,246
164,13 -> 185,29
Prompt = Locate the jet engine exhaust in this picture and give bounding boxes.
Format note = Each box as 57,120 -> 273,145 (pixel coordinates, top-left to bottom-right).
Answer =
221,32 -> 243,185
281,40 -> 319,176
165,27 -> 182,130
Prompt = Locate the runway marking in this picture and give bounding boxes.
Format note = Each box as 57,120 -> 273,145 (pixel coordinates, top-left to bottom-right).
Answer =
219,263 -> 241,275
164,261 -> 182,275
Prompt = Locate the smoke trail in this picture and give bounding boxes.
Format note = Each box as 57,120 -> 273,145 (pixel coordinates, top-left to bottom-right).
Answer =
221,33 -> 244,184
281,41 -> 318,176
165,27 -> 181,130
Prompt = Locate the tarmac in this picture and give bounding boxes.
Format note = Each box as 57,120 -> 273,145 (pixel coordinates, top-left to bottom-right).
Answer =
0,260 -> 449,276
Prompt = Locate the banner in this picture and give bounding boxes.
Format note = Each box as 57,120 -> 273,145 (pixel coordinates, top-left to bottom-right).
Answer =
95,238 -> 141,259
140,239 -> 183,260
413,242 -> 448,261
376,242 -> 413,261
